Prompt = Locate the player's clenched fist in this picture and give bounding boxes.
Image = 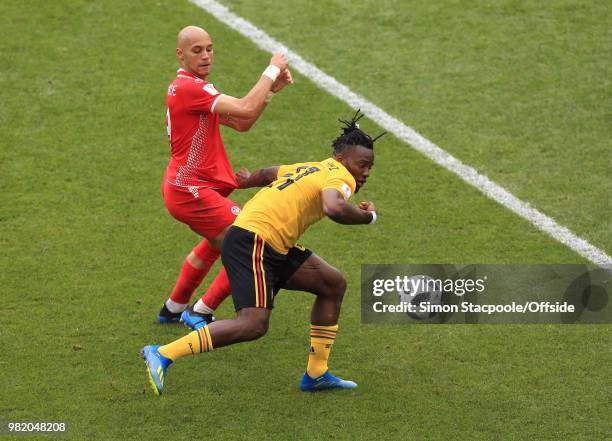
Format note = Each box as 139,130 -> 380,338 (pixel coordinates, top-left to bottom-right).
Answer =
271,69 -> 294,93
234,168 -> 251,188
270,52 -> 289,71
359,201 -> 377,213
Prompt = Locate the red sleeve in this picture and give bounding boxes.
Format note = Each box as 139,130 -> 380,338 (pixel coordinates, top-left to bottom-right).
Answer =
183,81 -> 224,113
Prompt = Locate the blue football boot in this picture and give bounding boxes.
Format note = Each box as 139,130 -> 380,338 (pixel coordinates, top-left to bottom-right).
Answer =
180,304 -> 214,331
300,370 -> 358,392
141,345 -> 172,396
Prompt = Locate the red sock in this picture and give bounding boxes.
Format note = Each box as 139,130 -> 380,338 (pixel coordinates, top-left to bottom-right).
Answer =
169,240 -> 220,304
200,267 -> 231,310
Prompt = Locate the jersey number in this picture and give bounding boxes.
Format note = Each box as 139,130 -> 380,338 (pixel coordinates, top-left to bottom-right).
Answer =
273,166 -> 321,191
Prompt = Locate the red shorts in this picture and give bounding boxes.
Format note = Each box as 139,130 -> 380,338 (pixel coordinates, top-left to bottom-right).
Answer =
162,180 -> 241,240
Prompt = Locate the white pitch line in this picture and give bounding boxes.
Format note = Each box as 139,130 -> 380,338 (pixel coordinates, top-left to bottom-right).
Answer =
190,0 -> 611,265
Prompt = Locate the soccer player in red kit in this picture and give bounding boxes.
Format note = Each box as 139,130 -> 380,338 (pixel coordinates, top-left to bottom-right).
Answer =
159,25 -> 293,325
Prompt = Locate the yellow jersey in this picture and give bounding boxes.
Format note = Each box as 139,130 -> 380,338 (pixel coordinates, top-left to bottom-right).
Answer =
234,158 -> 357,254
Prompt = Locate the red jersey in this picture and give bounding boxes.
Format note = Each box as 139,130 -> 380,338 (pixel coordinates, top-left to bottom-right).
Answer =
165,68 -> 238,192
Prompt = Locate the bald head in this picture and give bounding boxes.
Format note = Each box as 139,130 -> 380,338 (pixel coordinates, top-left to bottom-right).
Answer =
177,25 -> 209,49
175,26 -> 214,78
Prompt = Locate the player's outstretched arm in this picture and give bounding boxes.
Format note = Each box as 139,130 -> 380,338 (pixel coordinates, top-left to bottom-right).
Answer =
322,189 -> 377,225
235,166 -> 280,188
214,53 -> 289,130
219,69 -> 293,132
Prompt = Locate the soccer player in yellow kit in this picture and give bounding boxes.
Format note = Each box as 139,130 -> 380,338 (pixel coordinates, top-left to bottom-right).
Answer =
142,112 -> 383,394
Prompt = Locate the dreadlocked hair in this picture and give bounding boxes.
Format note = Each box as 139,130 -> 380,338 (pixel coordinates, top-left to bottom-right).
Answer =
332,109 -> 386,154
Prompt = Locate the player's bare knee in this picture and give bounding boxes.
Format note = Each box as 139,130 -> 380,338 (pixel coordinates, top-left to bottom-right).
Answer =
238,313 -> 269,341
326,270 -> 346,301
210,226 -> 230,249
250,317 -> 269,340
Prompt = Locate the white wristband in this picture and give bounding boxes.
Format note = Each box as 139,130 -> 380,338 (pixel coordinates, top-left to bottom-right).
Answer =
369,211 -> 377,224
265,91 -> 275,103
262,65 -> 281,81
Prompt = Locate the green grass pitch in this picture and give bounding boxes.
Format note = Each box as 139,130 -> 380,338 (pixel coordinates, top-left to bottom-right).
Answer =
1,0 -> 610,440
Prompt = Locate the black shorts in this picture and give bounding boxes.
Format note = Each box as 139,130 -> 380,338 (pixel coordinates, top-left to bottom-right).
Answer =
221,226 -> 312,311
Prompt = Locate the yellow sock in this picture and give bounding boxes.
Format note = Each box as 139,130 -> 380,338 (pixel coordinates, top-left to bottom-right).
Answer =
158,326 -> 214,361
307,324 -> 338,378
